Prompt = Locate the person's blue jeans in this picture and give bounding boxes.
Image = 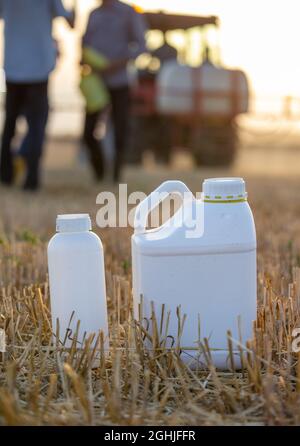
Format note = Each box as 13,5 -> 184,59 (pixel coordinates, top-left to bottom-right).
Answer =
0,80 -> 49,190
83,85 -> 130,183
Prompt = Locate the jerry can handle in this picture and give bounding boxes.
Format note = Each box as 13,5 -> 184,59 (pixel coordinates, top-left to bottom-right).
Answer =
134,181 -> 193,234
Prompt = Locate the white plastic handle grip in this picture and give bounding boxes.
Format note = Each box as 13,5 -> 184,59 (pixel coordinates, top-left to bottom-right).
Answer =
134,181 -> 193,234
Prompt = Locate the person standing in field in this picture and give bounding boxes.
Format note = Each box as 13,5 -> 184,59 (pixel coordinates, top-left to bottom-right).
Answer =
82,0 -> 147,183
0,0 -> 75,191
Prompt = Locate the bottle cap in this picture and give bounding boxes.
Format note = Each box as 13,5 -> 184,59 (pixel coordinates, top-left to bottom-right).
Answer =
202,178 -> 247,202
56,214 -> 92,233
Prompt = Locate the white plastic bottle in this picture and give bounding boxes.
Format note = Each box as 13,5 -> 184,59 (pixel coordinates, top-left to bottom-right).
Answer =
48,214 -> 109,349
132,178 -> 257,369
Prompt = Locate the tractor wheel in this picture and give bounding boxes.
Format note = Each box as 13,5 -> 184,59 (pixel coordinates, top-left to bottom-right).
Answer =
127,116 -> 172,166
190,122 -> 238,167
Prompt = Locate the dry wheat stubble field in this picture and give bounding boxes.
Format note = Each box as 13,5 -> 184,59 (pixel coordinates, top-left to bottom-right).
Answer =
0,133 -> 300,426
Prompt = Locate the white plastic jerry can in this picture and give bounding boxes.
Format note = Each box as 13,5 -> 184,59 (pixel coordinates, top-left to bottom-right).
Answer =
132,178 -> 257,369
48,214 -> 109,350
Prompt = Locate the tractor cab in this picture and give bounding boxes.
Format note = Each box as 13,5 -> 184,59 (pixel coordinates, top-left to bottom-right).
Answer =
128,11 -> 249,167
132,12 -> 219,118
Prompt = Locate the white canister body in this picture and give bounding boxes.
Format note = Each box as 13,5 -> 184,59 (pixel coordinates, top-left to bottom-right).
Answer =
48,215 -> 109,349
132,179 -> 257,369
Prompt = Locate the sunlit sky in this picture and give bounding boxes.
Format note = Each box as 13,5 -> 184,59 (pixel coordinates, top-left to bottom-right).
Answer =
62,0 -> 300,99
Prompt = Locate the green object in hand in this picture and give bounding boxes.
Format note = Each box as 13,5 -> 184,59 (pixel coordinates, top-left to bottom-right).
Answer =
80,47 -> 110,114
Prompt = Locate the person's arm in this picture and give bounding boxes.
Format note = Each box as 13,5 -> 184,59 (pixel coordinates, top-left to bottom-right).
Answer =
81,12 -> 97,67
127,8 -> 148,59
81,45 -> 128,75
51,0 -> 75,28
98,58 -> 129,75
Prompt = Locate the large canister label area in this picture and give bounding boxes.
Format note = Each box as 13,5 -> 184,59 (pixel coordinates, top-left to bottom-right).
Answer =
139,250 -> 256,352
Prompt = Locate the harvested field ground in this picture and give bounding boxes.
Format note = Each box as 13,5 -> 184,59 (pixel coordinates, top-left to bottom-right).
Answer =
0,127 -> 300,426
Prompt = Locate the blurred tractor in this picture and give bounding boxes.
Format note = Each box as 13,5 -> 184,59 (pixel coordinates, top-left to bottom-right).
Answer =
128,12 -> 249,167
